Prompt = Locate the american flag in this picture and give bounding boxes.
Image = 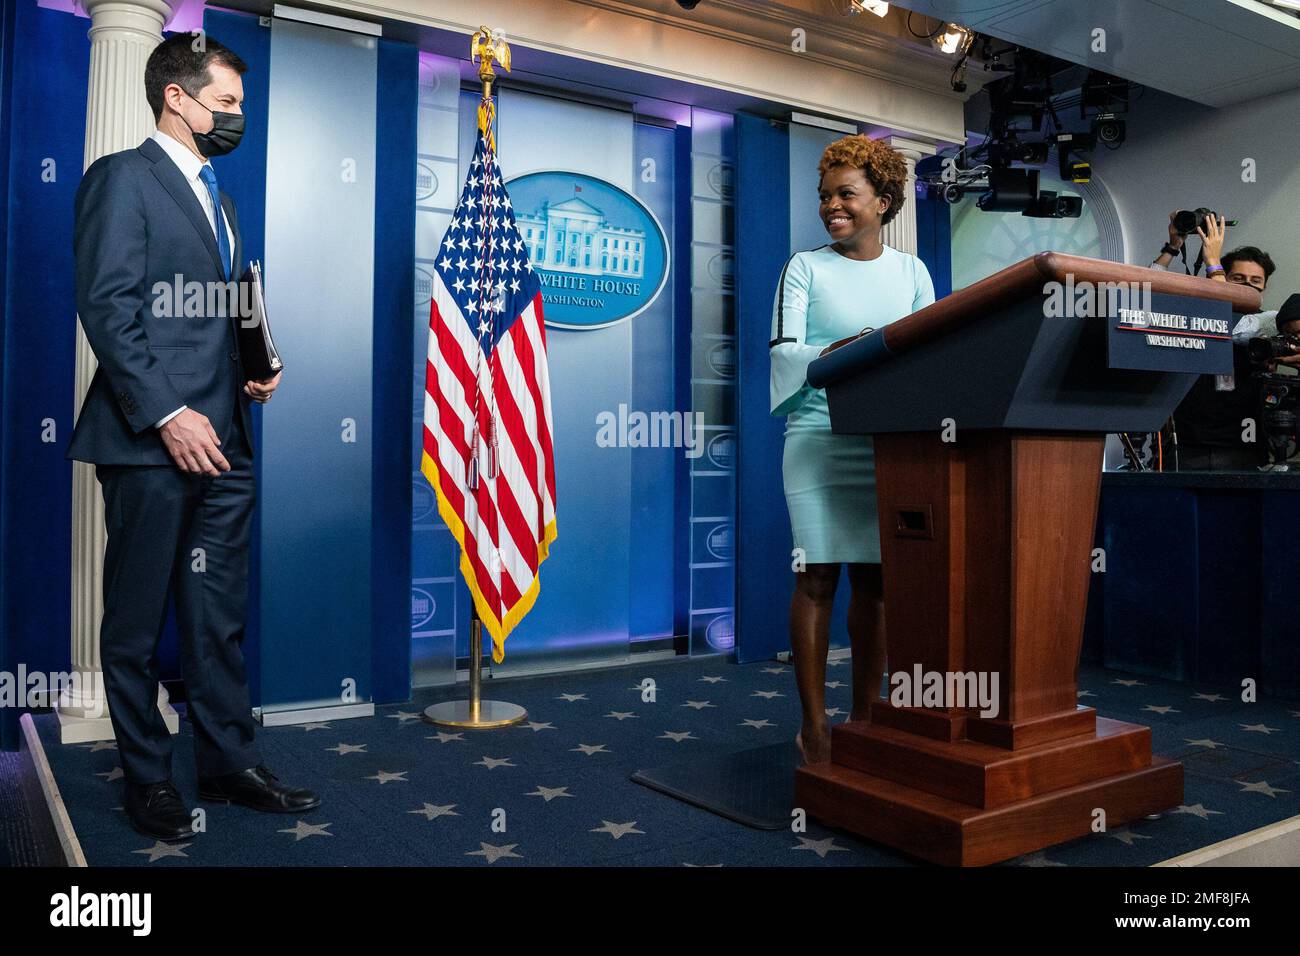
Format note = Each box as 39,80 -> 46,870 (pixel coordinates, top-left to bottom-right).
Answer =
421,123 -> 557,664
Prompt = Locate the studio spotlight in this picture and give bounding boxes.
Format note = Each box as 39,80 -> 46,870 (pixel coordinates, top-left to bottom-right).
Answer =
933,23 -> 973,55
674,0 -> 703,9
850,1 -> 891,15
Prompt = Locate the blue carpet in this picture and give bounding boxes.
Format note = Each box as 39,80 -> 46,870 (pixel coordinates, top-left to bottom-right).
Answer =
30,657 -> 1300,867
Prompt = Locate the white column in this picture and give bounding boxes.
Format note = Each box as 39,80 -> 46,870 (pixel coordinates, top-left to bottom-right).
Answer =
59,0 -> 182,744
881,135 -> 937,257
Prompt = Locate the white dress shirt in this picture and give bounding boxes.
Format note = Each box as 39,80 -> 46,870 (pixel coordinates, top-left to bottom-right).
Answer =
149,129 -> 238,428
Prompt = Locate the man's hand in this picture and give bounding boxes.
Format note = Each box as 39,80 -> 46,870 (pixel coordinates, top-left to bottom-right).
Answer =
1197,213 -> 1228,275
160,408 -> 230,476
244,370 -> 282,404
1273,348 -> 1300,369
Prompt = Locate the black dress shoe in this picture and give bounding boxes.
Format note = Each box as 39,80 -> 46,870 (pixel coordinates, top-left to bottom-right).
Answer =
125,780 -> 195,843
198,764 -> 321,813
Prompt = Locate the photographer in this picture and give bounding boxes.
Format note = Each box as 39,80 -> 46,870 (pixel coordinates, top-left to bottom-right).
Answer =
1150,212 -> 1280,470
1246,294 -> 1300,467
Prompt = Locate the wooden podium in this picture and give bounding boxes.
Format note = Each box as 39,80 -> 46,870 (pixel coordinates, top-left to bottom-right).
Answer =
794,252 -> 1261,866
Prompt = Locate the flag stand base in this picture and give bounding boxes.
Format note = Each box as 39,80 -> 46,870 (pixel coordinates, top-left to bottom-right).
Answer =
423,615 -> 527,729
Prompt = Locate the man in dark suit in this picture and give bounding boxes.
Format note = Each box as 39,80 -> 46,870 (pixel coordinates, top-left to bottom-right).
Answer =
67,33 -> 318,842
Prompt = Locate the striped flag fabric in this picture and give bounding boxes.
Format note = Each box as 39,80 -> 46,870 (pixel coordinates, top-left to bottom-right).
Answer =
420,118 -> 557,663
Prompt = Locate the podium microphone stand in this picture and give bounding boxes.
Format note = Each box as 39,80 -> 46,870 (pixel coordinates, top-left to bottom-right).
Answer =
423,606 -> 527,729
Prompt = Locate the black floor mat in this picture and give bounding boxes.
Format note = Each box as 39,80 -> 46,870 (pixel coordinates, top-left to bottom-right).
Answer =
630,741 -> 801,830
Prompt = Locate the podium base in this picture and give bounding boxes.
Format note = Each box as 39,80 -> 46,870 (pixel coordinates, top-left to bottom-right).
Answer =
422,699 -> 527,729
795,716 -> 1183,866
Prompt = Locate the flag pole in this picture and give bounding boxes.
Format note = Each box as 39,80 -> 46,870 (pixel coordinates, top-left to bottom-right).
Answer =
425,26 -> 527,731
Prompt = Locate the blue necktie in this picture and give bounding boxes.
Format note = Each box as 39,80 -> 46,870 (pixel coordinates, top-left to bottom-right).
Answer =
198,164 -> 231,280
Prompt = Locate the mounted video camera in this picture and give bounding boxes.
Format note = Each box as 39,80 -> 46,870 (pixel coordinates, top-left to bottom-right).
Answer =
1247,332 -> 1300,364
1247,294 -> 1300,468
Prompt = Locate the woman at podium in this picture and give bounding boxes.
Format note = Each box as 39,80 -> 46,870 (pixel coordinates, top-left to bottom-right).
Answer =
769,134 -> 935,764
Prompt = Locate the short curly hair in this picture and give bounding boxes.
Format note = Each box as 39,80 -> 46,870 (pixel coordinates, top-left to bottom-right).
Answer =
818,134 -> 908,227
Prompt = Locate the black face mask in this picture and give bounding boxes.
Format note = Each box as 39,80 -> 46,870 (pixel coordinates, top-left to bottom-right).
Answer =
183,90 -> 245,157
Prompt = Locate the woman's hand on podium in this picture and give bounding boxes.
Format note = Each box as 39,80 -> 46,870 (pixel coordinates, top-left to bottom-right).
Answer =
818,328 -> 874,358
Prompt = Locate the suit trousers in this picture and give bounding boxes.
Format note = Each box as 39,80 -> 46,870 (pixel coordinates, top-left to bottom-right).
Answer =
95,409 -> 261,784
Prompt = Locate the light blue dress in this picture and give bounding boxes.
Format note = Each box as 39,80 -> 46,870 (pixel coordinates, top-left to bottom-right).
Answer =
770,244 -> 935,564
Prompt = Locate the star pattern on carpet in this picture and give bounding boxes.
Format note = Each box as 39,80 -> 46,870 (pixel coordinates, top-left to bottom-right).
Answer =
590,820 -> 644,839
279,820 -> 332,841
526,785 -> 572,802
1240,723 -> 1280,735
47,657 -> 1299,868
327,743 -> 367,755
466,843 -> 521,863
1237,780 -> 1289,798
791,835 -> 848,858
132,840 -> 191,862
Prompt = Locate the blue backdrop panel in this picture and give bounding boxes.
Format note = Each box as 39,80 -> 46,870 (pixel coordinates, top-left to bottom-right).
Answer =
734,113 -> 794,664
484,89 -> 637,670
409,53 -> 461,687
0,1 -> 87,749
915,191 -> 952,300
203,7 -> 269,702
629,121 -> 677,643
258,18 -> 377,711
371,37 -> 416,703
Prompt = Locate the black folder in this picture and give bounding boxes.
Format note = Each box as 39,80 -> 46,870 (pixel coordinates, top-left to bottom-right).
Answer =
235,260 -> 283,381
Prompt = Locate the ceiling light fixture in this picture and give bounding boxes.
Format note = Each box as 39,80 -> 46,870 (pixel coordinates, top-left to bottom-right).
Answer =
933,23 -> 974,55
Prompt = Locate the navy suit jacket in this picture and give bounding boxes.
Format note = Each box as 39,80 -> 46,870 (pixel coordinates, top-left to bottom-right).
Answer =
67,136 -> 253,466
